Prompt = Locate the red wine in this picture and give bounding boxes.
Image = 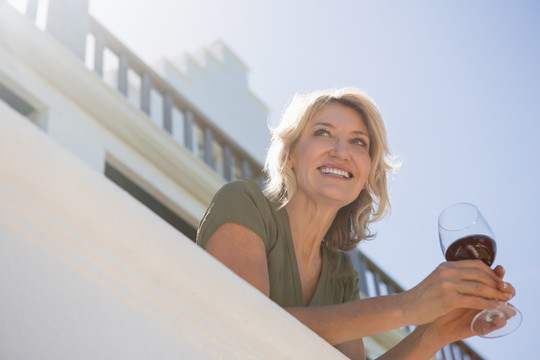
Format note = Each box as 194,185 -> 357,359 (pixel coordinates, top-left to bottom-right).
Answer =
445,234 -> 497,266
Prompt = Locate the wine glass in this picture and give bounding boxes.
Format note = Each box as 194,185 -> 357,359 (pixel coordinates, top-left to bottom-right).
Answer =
438,202 -> 522,338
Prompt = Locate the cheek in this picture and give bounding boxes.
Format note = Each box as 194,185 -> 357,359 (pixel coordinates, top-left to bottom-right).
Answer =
289,142 -> 314,169
357,155 -> 372,183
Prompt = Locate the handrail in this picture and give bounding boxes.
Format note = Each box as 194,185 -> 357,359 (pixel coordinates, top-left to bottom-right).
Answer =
87,17 -> 265,186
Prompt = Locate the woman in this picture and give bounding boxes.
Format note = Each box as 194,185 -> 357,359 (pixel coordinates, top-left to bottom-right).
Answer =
197,87 -> 514,359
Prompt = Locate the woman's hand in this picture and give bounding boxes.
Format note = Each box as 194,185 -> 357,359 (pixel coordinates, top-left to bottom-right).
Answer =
401,261 -> 515,326
424,298 -> 516,345
393,264 -> 516,355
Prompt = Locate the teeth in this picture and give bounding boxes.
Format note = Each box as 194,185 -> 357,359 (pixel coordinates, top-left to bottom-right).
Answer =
320,167 -> 351,179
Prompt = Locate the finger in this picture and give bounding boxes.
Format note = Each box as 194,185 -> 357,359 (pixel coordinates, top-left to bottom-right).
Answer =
443,265 -> 503,291
494,265 -> 505,278
455,279 -> 513,302
455,294 -> 509,312
492,264 -> 515,294
444,260 -> 504,287
500,281 -> 516,297
492,265 -> 516,294
459,268 -> 501,289
439,262 -> 516,300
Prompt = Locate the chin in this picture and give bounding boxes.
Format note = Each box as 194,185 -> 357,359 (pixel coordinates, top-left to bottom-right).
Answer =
317,189 -> 359,207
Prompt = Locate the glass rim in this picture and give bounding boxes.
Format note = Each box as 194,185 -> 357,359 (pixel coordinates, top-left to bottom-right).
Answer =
438,202 -> 480,232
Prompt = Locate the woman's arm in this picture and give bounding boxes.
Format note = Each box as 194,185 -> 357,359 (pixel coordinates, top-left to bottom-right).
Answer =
376,306 -> 488,360
205,223 -> 409,341
286,260 -> 512,345
204,222 -> 270,296
204,222 -> 513,357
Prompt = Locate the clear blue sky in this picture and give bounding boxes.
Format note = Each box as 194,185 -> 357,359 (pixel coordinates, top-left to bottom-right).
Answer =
88,1 -> 540,358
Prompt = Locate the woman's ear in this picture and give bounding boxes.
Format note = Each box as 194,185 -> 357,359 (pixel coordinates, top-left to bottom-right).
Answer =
286,150 -> 295,170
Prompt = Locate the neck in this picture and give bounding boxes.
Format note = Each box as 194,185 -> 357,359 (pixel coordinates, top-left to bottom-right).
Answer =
285,195 -> 339,263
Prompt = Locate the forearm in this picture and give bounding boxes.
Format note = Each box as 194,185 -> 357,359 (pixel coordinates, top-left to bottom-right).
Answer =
285,294 -> 411,345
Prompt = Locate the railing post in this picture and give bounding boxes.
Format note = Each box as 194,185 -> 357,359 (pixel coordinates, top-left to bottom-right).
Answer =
140,73 -> 151,116
349,251 -> 370,297
373,271 -> 382,297
163,93 -> 173,134
223,145 -> 233,181
204,127 -> 214,168
241,159 -> 251,179
184,109 -> 194,152
118,54 -> 128,96
93,33 -> 105,77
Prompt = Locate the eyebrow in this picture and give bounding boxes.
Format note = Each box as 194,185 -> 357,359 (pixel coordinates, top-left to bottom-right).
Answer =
312,122 -> 370,137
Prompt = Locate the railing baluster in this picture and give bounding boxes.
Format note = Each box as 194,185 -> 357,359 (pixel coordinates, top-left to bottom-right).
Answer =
241,159 -> 251,179
184,109 -> 194,152
163,93 -> 173,134
223,145 -> 233,181
349,251 -> 369,296
439,348 -> 448,360
118,53 -> 128,96
450,343 -> 458,360
204,127 -> 214,168
93,33 -> 105,77
373,271 -> 382,296
140,73 -> 151,116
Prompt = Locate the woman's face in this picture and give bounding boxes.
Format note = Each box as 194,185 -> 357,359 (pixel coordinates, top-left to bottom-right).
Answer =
288,103 -> 372,208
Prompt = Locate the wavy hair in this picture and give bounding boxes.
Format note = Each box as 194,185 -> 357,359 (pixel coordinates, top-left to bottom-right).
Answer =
264,87 -> 397,251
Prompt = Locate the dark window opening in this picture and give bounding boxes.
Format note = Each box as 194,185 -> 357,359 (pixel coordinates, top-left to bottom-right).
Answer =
0,82 -> 35,116
104,162 -> 197,241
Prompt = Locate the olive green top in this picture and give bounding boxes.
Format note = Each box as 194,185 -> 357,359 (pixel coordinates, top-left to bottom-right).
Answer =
197,179 -> 360,307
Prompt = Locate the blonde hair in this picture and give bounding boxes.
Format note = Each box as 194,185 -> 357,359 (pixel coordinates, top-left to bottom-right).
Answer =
264,87 -> 397,251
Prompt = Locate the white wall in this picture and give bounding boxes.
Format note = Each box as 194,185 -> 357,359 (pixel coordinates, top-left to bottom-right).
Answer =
0,2 -> 224,228
0,102 -> 347,360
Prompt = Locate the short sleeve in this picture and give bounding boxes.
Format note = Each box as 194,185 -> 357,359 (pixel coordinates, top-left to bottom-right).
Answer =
318,248 -> 362,305
351,272 -> 361,301
196,179 -> 274,251
343,254 -> 361,302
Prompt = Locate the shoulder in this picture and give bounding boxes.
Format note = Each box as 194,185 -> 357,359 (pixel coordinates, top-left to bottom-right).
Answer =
197,179 -> 275,249
213,179 -> 266,203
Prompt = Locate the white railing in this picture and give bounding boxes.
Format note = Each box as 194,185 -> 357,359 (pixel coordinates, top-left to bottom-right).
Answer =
86,18 -> 265,186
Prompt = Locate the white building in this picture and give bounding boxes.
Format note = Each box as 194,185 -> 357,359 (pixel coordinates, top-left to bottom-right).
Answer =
0,1 -> 482,359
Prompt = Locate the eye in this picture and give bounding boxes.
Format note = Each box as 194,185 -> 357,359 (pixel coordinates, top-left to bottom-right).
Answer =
314,127 -> 330,137
351,137 -> 369,147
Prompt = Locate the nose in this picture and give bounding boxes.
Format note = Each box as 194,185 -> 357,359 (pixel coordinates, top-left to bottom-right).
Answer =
329,138 -> 350,160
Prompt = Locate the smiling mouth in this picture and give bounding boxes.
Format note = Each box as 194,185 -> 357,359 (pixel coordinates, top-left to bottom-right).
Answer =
319,167 -> 352,179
